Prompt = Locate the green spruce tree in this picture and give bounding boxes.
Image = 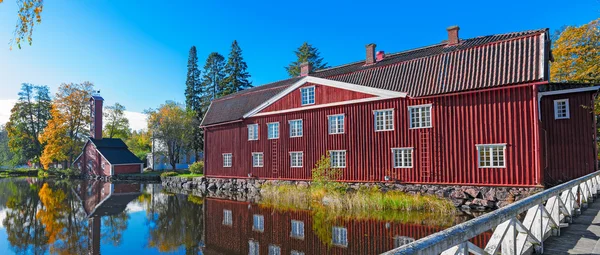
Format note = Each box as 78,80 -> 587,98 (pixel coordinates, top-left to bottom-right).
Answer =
184,46 -> 205,159
200,52 -> 226,111
285,42 -> 329,77
222,40 -> 252,96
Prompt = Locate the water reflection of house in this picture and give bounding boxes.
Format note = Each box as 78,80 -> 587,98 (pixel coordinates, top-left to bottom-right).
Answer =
203,198 -> 490,255
73,180 -> 142,255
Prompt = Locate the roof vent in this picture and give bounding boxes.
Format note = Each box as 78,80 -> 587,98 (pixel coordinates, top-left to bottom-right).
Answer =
376,51 -> 385,62
365,43 -> 376,65
447,26 -> 460,45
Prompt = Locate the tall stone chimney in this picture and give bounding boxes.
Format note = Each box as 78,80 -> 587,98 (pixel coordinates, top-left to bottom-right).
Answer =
365,43 -> 376,65
300,62 -> 311,76
90,91 -> 103,140
447,26 -> 460,45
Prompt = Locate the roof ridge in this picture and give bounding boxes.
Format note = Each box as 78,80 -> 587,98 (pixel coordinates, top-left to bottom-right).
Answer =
215,77 -> 300,101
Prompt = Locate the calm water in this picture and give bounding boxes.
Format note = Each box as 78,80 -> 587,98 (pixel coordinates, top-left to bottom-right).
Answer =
0,178 -> 489,255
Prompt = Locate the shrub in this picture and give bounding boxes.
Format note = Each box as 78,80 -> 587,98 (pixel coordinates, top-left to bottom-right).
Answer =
189,161 -> 204,175
37,169 -> 49,178
160,171 -> 178,177
311,153 -> 344,191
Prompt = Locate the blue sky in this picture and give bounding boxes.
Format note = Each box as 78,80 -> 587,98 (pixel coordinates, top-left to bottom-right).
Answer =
0,0 -> 598,129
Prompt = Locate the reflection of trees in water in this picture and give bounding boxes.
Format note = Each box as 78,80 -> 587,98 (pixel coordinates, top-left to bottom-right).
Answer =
102,210 -> 129,246
147,193 -> 204,254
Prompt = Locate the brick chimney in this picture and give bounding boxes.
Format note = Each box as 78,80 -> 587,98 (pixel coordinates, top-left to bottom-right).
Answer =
90,91 -> 103,140
376,51 -> 385,62
365,43 -> 376,65
300,62 -> 311,76
447,26 -> 460,45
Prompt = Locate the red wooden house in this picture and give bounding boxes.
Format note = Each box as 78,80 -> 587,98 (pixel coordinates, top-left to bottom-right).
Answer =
201,26 -> 599,187
74,93 -> 144,176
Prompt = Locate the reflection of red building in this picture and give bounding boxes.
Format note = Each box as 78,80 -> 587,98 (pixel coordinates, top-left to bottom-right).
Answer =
204,198 -> 491,254
73,180 -> 142,255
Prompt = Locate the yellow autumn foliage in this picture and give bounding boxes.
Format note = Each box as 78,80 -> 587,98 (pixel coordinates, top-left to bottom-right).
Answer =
551,18 -> 600,83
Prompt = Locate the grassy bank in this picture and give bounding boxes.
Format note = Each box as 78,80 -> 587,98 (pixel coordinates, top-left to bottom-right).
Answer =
260,184 -> 455,214
0,169 -> 39,177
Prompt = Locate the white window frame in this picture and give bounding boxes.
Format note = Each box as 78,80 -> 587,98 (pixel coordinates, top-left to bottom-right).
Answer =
249,240 -> 260,255
554,99 -> 570,119
248,124 -> 259,140
408,104 -> 432,129
290,152 -> 303,168
223,153 -> 232,168
328,114 -> 345,134
223,209 -> 233,226
267,122 -> 280,139
291,251 -> 305,255
332,226 -> 348,247
391,148 -> 413,168
252,152 -> 264,168
476,144 -> 507,168
289,119 -> 303,138
329,150 -> 346,168
253,214 -> 264,232
373,109 -> 394,131
290,220 -> 305,239
268,245 -> 281,255
300,86 -> 315,106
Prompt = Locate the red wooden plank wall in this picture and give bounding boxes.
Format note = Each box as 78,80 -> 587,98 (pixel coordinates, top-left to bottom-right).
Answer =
204,198 -> 492,255
540,92 -> 597,184
261,83 -> 376,113
205,85 -> 540,186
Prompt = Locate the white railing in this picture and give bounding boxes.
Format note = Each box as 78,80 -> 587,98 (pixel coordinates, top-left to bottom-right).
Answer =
382,171 -> 600,255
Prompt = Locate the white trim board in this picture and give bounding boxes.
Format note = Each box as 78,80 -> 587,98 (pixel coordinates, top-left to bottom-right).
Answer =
538,86 -> 600,96
253,97 -> 397,117
243,76 -> 407,118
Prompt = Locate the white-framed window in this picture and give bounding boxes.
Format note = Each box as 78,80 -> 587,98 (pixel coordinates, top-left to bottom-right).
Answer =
101,162 -> 106,170
393,236 -> 416,248
554,99 -> 570,119
290,152 -> 303,168
253,214 -> 264,232
476,144 -> 506,168
374,109 -> 394,131
291,251 -> 305,255
249,240 -> 259,255
332,226 -> 348,247
267,122 -> 279,139
223,153 -> 232,167
330,150 -> 346,168
409,104 -> 432,128
268,245 -> 281,255
248,124 -> 259,140
392,148 -> 413,168
328,114 -> 345,134
289,119 -> 303,137
223,209 -> 232,226
252,153 -> 264,167
300,86 -> 315,105
290,220 -> 305,239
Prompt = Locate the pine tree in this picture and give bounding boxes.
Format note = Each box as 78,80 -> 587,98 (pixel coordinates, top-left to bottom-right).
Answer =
183,46 -> 205,159
222,40 -> 252,96
285,42 -> 329,77
200,52 -> 226,112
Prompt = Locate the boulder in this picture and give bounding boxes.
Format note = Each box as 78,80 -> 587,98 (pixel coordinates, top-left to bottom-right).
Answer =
484,188 -> 497,201
471,198 -> 494,208
464,188 -> 481,198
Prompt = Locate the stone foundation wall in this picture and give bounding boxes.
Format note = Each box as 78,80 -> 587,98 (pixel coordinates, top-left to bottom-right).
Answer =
162,177 -> 543,210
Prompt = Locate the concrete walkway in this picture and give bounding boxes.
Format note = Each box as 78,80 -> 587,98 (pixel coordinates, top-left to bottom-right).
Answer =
544,200 -> 600,254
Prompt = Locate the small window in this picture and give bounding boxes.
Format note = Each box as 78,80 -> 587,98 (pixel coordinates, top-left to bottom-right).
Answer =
291,220 -> 305,239
248,124 -> 259,140
252,153 -> 264,167
300,86 -> 315,105
477,144 -> 506,168
409,104 -> 432,128
374,109 -> 394,131
101,162 -> 106,170
291,251 -> 305,255
223,210 -> 232,226
330,150 -> 346,168
328,114 -> 345,134
223,153 -> 232,167
554,99 -> 570,119
253,214 -> 264,232
249,240 -> 259,255
268,245 -> 281,255
392,148 -> 413,168
289,119 -> 303,137
290,152 -> 303,168
267,122 -> 279,139
332,227 -> 348,247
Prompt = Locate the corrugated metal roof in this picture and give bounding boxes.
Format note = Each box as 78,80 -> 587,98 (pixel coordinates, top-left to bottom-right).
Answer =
201,28 -> 549,126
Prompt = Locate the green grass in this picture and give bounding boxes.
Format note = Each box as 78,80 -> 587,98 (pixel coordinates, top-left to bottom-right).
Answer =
118,171 -> 162,177
0,169 -> 39,177
176,173 -> 204,178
